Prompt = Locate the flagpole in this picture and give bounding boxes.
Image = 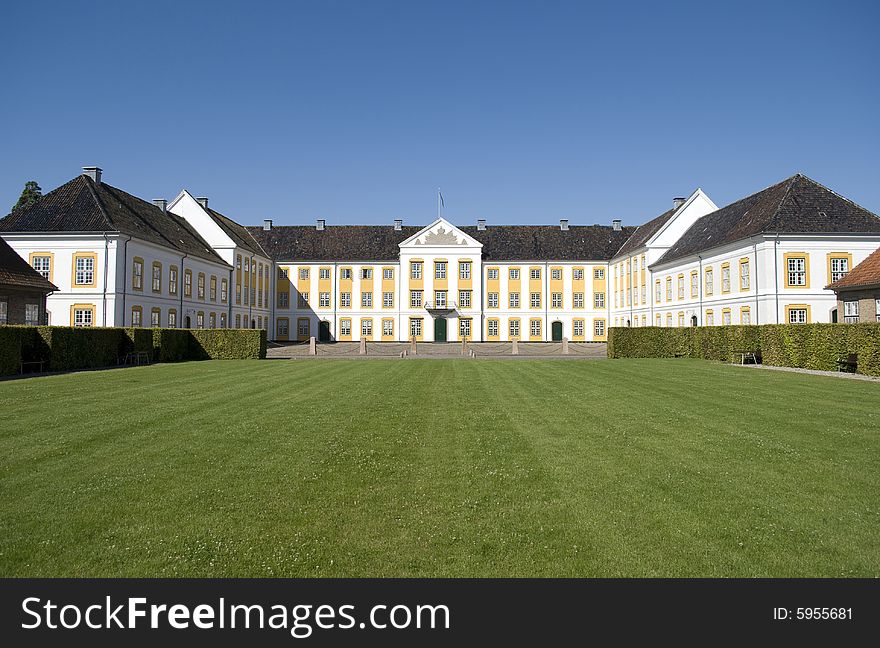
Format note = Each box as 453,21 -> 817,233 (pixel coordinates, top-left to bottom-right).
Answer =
437,188 -> 441,220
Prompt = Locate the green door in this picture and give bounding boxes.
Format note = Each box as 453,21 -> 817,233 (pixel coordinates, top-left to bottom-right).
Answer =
318,320 -> 331,342
434,318 -> 447,342
551,321 -> 563,341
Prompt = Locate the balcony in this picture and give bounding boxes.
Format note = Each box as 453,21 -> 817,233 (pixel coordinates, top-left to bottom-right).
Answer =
424,300 -> 457,314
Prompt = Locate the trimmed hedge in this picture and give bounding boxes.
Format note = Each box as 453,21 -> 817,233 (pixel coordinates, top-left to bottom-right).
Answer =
0,326 -> 267,376
608,324 -> 880,376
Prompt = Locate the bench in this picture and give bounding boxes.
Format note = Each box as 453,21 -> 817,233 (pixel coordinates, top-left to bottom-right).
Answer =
120,352 -> 152,366
20,360 -> 45,374
837,354 -> 858,373
732,351 -> 760,365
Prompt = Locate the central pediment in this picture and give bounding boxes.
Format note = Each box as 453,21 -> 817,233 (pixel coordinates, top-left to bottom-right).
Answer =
399,218 -> 483,250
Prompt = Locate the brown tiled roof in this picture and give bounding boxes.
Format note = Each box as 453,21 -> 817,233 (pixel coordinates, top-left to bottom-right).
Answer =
0,175 -> 228,266
827,246 -> 880,291
0,236 -> 57,292
205,206 -> 267,256
615,207 -> 677,258
247,224 -> 637,262
656,174 -> 880,266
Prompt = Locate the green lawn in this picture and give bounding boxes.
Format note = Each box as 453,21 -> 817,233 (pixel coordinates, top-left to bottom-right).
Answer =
0,358 -> 877,577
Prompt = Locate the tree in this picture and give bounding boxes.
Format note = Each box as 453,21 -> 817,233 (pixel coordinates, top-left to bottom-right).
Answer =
13,181 -> 42,211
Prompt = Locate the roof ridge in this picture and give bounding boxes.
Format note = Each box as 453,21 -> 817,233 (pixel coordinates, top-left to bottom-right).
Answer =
762,175 -> 800,233
81,175 -> 117,230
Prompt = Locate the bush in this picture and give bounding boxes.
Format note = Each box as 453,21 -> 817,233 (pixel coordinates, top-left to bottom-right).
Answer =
608,323 -> 880,376
0,326 -> 267,376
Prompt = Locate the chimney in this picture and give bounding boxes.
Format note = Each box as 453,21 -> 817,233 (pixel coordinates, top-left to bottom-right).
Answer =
152,199 -> 167,213
263,219 -> 273,231
612,219 -> 622,231
82,166 -> 102,184
477,219 -> 486,231
196,197 -> 209,209
394,219 -> 402,231
316,218 -> 326,231
673,197 -> 686,209
560,219 -> 569,231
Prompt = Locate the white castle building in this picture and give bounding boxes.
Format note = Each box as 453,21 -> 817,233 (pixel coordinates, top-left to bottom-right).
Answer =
2,167 -> 879,341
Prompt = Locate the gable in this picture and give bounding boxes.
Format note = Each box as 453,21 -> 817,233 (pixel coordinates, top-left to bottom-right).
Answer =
399,218 -> 483,250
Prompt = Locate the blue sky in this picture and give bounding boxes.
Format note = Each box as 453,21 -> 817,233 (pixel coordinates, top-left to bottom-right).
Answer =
1,0 -> 878,227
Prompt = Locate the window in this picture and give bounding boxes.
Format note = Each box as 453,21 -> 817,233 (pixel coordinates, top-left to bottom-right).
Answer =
341,267 -> 352,280
487,292 -> 499,308
487,319 -> 499,337
435,262 -> 446,279
594,319 -> 605,337
207,312 -> 215,329
383,291 -> 394,308
340,319 -> 351,337
509,319 -> 520,337
674,275 -> 683,300
740,260 -> 750,290
73,306 -> 94,327
530,319 -> 541,338
31,255 -> 51,279
382,268 -> 393,280
509,293 -> 520,308
74,254 -> 95,286
361,319 -> 373,337
244,258 -> 250,273
251,285 -> 256,305
410,262 -> 422,280
666,277 -> 672,301
319,292 -> 331,308
877,299 -> 880,322
593,292 -> 603,308
459,262 -> 471,279
298,319 -> 309,337
434,291 -> 447,308
220,313 -> 227,329
551,292 -> 562,308
721,264 -> 731,293
551,268 -> 562,280
298,292 -> 309,307
530,268 -> 541,281
487,268 -> 499,280
573,319 -> 584,337
278,292 -> 289,308
460,318 -> 471,338
678,312 -> 685,327
184,271 -> 192,297
410,318 -> 422,338
410,290 -> 423,308
132,258 -> 143,290
131,306 -> 142,327
705,311 -> 714,326
594,268 -> 604,280
150,308 -> 160,327
788,307 -> 808,324
361,268 -> 373,280
667,313 -> 673,327
704,268 -> 714,296
361,292 -> 372,307
530,292 -> 541,308
299,268 -> 309,280
169,266 -> 178,295
221,279 -> 228,302
655,280 -> 661,302
459,290 -> 471,308
690,272 -> 698,298
509,268 -> 520,280
573,292 -> 584,309
210,276 -> 217,301
830,257 -> 849,283
722,310 -> 731,326
573,268 -> 584,280
197,273 -> 205,299
382,319 -> 394,337
787,256 -> 807,287
320,267 -> 331,280
741,308 -> 750,325
24,303 -> 39,326
277,318 -> 289,337
196,312 -> 204,329
278,267 -> 288,279
340,292 -> 351,307
168,310 -> 177,328
235,314 -> 241,328
844,301 -> 859,323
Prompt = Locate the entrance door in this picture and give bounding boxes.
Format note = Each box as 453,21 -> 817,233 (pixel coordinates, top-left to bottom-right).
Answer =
551,321 -> 563,341
318,320 -> 331,342
434,317 -> 447,342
